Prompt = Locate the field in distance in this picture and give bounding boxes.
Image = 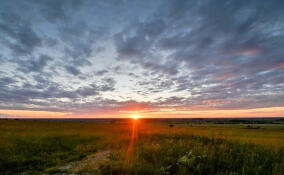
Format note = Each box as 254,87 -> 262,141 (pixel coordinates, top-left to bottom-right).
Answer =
0,118 -> 283,175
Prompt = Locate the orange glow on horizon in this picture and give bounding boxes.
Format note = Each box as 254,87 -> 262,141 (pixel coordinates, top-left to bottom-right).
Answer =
0,106 -> 284,118
0,110 -> 67,118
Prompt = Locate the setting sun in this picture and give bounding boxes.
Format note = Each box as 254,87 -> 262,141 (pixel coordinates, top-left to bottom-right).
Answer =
132,115 -> 140,120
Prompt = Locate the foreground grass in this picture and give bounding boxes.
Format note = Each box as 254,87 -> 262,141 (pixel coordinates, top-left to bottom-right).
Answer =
0,120 -> 107,174
102,134 -> 284,175
0,119 -> 283,174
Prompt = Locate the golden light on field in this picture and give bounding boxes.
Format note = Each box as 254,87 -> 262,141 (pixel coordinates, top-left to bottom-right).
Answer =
125,114 -> 140,168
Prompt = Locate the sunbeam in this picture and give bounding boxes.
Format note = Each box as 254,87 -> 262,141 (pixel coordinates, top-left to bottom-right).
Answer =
124,119 -> 139,169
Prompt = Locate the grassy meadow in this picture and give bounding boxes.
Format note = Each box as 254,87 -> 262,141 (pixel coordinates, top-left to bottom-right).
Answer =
0,118 -> 283,175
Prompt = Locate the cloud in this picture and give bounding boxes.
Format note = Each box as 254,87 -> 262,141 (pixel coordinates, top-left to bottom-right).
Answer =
0,12 -> 42,56
32,0 -> 84,22
0,77 -> 16,87
16,55 -> 53,73
0,75 -> 116,111
95,70 -> 108,76
0,0 -> 283,117
65,66 -> 81,76
112,0 -> 284,110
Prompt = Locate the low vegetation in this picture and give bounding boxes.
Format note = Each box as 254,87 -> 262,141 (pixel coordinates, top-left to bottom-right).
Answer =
0,119 -> 283,174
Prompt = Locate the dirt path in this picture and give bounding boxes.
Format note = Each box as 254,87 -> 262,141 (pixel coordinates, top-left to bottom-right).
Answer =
44,150 -> 111,174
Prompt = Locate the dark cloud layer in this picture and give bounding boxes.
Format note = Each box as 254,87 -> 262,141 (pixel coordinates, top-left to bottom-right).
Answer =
114,0 -> 284,109
0,0 -> 283,117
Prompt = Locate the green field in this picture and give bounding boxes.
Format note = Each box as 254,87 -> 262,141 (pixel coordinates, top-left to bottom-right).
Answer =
0,119 -> 283,175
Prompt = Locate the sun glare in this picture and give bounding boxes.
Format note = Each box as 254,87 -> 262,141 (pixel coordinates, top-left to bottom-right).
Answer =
132,115 -> 139,120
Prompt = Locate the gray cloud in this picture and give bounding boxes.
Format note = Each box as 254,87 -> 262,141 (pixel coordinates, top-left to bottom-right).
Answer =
16,55 -> 53,73
0,0 -> 283,116
31,0 -> 84,22
0,75 -> 116,111
113,0 -> 284,110
65,66 -> 81,76
0,13 -> 42,56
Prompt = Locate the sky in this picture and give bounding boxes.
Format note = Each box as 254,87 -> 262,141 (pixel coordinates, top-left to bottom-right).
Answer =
0,0 -> 284,118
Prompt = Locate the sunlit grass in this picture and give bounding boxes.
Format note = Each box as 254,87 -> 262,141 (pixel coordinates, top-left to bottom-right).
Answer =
0,119 -> 283,174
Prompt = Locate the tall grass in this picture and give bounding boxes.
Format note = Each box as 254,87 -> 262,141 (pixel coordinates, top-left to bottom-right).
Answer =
0,120 -> 105,174
0,119 -> 283,174
101,134 -> 284,175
